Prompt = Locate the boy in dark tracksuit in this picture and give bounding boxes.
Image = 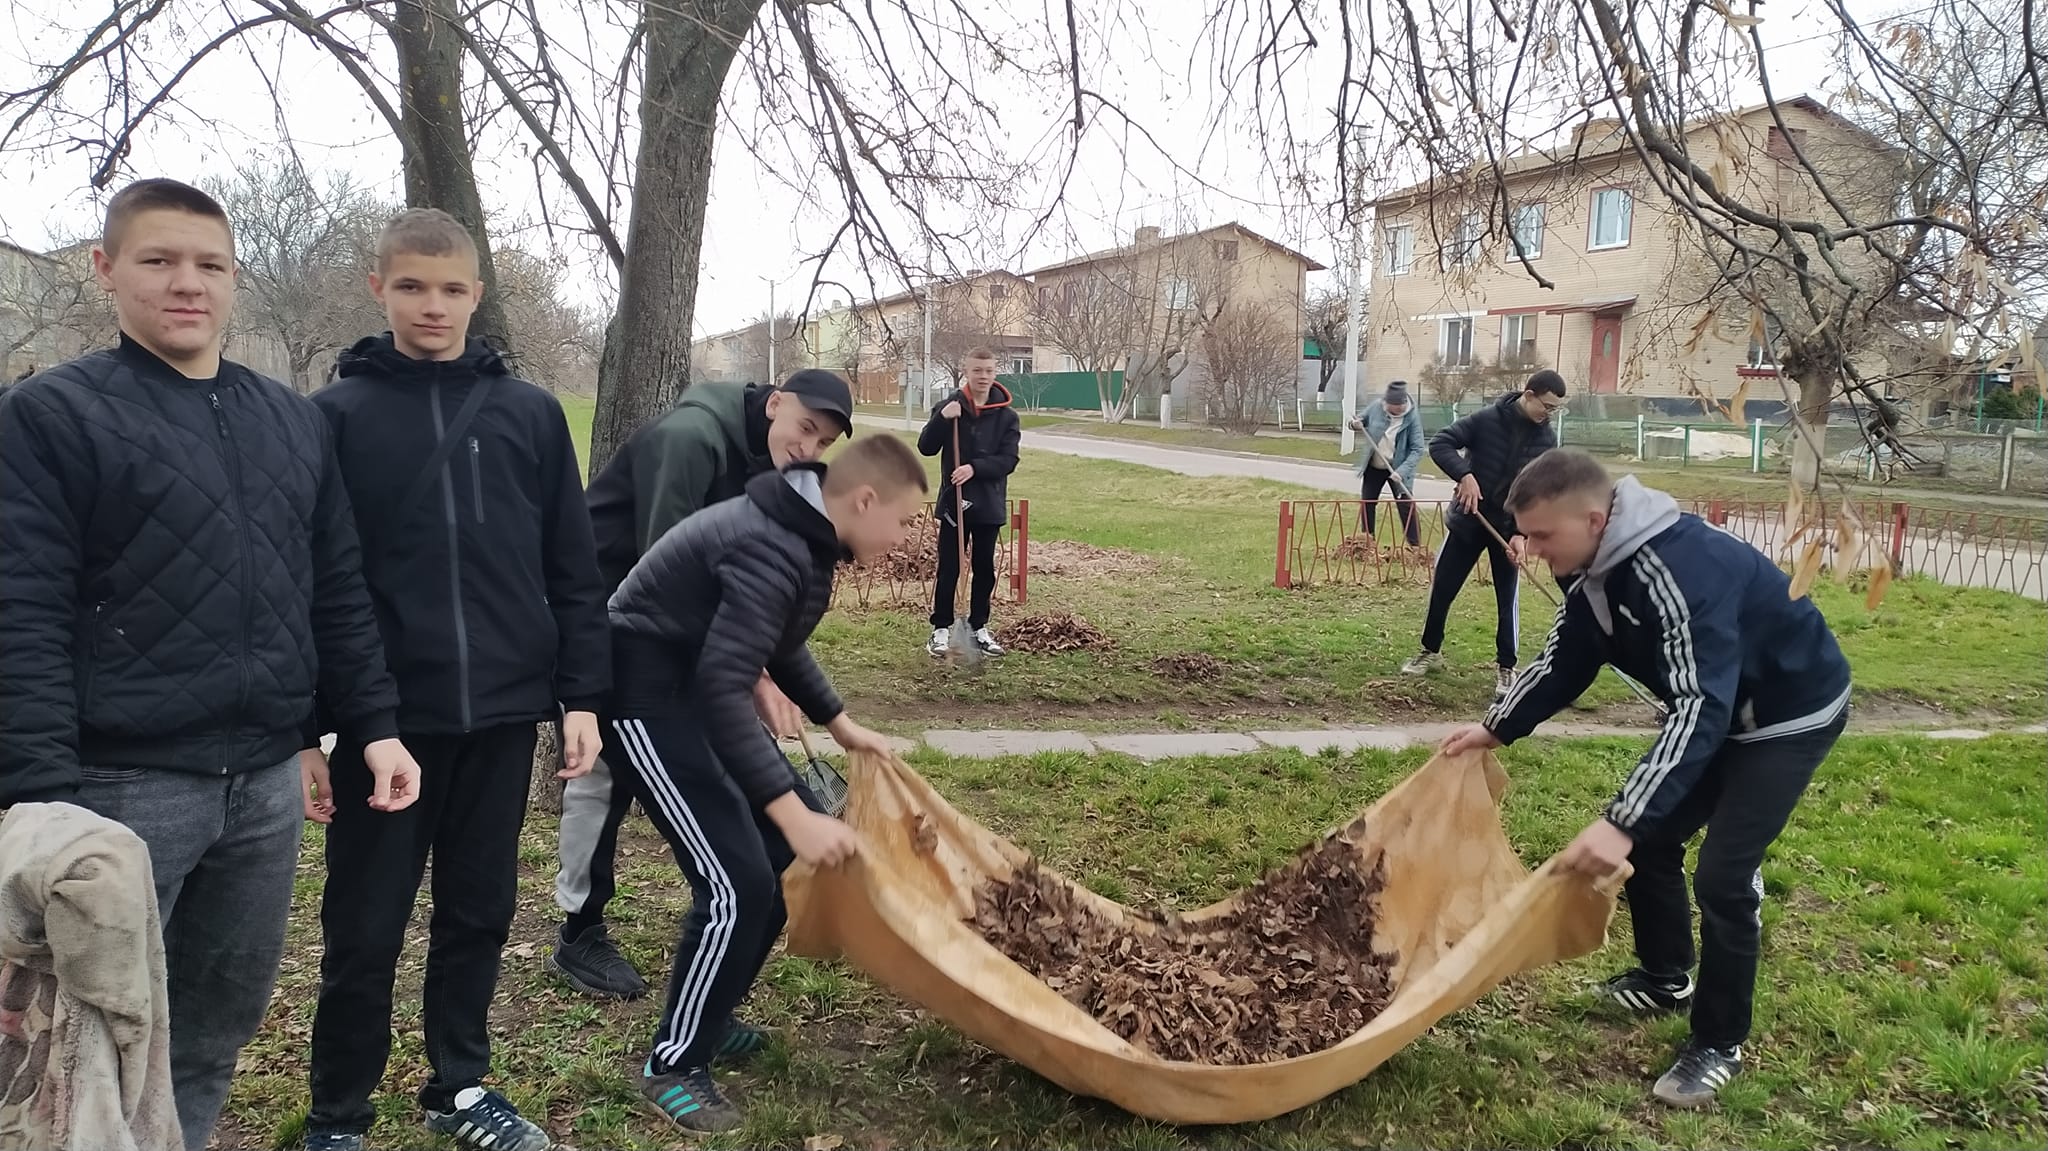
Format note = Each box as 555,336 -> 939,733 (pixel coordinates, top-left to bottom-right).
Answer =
555,370 -> 851,1001
302,209 -> 611,1151
1442,449 -> 1851,1108
603,434 -> 926,1132
1404,369 -> 1565,697
918,346 -> 1022,658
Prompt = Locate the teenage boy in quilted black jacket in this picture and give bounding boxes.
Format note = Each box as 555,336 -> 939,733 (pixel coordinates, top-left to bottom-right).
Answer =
299,208 -> 610,1151
918,347 -> 1021,658
602,434 -> 924,1132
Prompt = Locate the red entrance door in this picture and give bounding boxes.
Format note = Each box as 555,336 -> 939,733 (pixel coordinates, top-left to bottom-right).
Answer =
1589,314 -> 1621,394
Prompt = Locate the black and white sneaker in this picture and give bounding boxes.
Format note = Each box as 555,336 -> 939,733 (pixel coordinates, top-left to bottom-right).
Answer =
425,1088 -> 550,1151
972,627 -> 1006,657
1653,1041 -> 1743,1107
1598,967 -> 1694,1013
926,627 -> 950,658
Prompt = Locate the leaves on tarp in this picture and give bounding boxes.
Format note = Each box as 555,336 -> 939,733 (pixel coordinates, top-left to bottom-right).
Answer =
972,835 -> 1399,1065
997,611 -> 1115,654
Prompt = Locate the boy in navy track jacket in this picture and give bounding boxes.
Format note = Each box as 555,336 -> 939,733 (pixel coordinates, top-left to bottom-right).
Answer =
301,208 -> 610,1151
1442,449 -> 1851,1109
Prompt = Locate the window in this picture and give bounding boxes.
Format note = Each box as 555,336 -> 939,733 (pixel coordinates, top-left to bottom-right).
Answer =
1439,317 -> 1475,368
1216,240 -> 1240,262
1766,126 -> 1808,162
1166,276 -> 1194,311
1060,354 -> 1077,373
1008,355 -> 1033,376
1445,212 -> 1482,268
1500,313 -> 1539,361
1037,285 -> 1053,311
988,282 -> 1009,300
1509,203 -> 1546,259
1382,225 -> 1415,276
1589,188 -> 1633,250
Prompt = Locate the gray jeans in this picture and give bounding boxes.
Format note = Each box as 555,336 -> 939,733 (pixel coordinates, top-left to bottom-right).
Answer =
75,756 -> 303,1151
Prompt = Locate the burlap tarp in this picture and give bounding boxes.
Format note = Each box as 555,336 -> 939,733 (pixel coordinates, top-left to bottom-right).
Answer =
784,748 -> 1625,1125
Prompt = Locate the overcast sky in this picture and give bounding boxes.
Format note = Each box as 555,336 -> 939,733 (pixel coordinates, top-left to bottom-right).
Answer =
0,0 -> 1842,338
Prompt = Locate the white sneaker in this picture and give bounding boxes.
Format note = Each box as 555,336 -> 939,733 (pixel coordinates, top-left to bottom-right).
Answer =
1400,650 -> 1443,676
972,627 -> 1006,657
926,627 -> 950,658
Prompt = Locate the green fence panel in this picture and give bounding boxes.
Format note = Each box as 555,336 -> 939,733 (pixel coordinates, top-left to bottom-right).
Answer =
1000,370 -> 1123,412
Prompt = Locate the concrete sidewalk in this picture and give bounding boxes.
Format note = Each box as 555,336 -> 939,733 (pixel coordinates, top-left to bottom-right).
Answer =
800,720 -> 2046,761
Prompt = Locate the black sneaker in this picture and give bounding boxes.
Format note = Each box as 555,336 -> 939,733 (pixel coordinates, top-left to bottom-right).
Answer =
713,1020 -> 770,1064
303,1132 -> 365,1151
549,923 -> 648,1000
1654,1041 -> 1744,1107
641,1060 -> 742,1133
1598,967 -> 1694,1013
425,1088 -> 550,1151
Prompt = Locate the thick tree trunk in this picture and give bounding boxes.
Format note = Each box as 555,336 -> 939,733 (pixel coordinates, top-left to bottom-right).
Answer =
1789,371 -> 1834,492
393,0 -> 515,359
589,0 -> 767,474
528,721 -> 564,814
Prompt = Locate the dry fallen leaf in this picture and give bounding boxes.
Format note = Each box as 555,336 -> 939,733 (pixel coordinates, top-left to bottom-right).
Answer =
1790,540 -> 1827,599
1865,561 -> 1895,610
803,1136 -> 846,1151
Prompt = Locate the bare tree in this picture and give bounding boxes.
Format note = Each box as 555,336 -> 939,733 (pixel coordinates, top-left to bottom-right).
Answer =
1032,272 -> 1141,420
1303,284 -> 1353,393
729,309 -> 810,385
929,274 -> 1032,386
495,249 -> 603,394
0,240 -> 113,374
1200,299 -> 1300,433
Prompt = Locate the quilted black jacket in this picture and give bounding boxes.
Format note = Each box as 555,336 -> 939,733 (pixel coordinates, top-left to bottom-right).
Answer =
0,338 -> 400,805
313,334 -> 611,735
917,382 -> 1021,527
1429,391 -> 1559,539
608,463 -> 845,806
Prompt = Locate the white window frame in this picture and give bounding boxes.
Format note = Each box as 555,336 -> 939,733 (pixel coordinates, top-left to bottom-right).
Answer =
1445,212 -> 1482,269
1509,203 -> 1545,259
1500,312 -> 1539,361
1382,224 -> 1415,277
1438,316 -> 1475,368
1165,276 -> 1194,312
1008,354 -> 1033,376
1589,188 -> 1633,251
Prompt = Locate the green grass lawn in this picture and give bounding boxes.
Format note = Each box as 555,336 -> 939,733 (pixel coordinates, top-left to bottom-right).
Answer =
553,396 -> 2046,727
217,732 -> 2046,1150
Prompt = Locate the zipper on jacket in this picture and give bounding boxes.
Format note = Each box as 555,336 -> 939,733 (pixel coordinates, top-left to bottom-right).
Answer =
81,601 -> 105,712
431,378 -> 475,731
209,390 -> 255,773
467,437 -> 486,524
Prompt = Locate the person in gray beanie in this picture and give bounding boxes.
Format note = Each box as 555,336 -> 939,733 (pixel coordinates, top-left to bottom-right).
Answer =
1347,381 -> 1425,543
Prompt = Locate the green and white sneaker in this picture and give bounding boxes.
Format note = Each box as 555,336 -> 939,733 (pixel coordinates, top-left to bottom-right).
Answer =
640,1060 -> 741,1133
713,1020 -> 770,1064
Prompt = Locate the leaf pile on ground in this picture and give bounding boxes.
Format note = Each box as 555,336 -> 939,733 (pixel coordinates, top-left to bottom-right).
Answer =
1150,652 -> 1225,681
1334,535 -> 1439,576
843,515 -> 939,584
1029,539 -> 1160,579
971,835 -> 1398,1064
997,611 -> 1115,654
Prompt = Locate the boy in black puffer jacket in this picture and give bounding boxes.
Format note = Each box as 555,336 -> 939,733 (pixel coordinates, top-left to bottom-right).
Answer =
301,208 -> 611,1151
1402,368 -> 1566,697
918,346 -> 1022,657
603,434 -> 925,1133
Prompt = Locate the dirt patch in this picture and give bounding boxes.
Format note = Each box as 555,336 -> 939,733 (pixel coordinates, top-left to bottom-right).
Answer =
1150,652 -> 1225,682
997,611 -> 1116,654
971,835 -> 1398,1064
1028,540 -> 1159,579
1334,534 -> 1436,572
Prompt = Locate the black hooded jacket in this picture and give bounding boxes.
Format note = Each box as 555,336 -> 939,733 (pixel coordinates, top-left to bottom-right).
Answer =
0,337 -> 399,804
918,382 -> 1021,527
311,333 -> 611,735
608,463 -> 845,807
1429,391 -> 1559,539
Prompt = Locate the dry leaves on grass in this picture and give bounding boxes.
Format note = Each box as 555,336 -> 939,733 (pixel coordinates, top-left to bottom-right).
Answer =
997,611 -> 1115,654
1150,652 -> 1225,682
1028,540 -> 1159,579
972,836 -> 1398,1064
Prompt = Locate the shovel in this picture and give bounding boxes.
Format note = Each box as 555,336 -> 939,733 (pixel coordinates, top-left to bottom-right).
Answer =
793,727 -> 850,817
945,418 -> 986,669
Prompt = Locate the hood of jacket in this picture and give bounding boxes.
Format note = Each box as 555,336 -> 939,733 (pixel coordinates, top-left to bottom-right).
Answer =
746,461 -> 845,561
337,332 -> 506,381
1580,475 -> 1683,633
956,381 -> 1015,413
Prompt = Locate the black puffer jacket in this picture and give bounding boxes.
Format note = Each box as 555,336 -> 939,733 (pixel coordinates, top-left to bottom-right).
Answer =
608,463 -> 846,806
1429,391 -> 1559,539
918,383 -> 1021,527
0,337 -> 400,805
312,334 -> 611,735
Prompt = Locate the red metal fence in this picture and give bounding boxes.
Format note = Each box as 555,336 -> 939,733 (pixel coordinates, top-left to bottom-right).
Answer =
833,499 -> 1031,609
1274,496 -> 2047,602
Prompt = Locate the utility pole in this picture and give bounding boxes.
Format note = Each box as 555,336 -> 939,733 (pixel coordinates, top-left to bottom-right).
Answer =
922,290 -> 934,412
766,279 -> 777,384
1338,146 -> 1367,458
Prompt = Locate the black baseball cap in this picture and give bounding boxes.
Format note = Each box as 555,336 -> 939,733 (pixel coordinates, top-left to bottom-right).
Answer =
776,369 -> 854,435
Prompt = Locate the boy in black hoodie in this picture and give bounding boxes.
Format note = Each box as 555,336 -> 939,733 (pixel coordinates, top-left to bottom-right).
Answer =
918,346 -> 1021,657
605,434 -> 924,1132
300,209 -> 611,1151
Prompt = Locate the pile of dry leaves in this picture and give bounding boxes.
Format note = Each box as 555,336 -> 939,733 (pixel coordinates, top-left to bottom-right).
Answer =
1335,535 -> 1437,574
1149,652 -> 1224,682
1029,540 -> 1159,579
972,836 -> 1398,1064
997,611 -> 1115,654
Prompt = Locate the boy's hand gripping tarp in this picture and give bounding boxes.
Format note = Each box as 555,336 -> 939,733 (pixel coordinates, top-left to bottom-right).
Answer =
784,749 -> 1626,1125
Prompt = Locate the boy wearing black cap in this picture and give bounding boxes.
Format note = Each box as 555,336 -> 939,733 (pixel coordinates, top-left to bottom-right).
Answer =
1346,380 -> 1426,545
555,369 -> 852,1001
1402,368 -> 1566,698
919,347 -> 1022,658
